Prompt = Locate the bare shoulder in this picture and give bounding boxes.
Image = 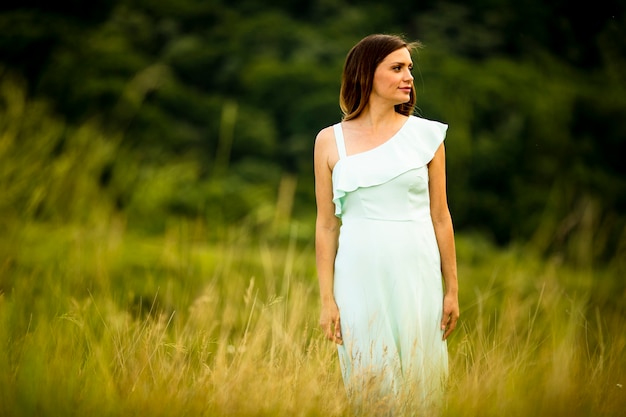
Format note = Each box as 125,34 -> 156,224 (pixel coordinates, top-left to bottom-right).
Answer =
315,125 -> 335,149
314,125 -> 339,169
314,125 -> 336,158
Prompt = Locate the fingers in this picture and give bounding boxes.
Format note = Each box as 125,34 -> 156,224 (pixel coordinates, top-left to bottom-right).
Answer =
333,317 -> 343,345
324,320 -> 335,341
441,311 -> 459,340
441,295 -> 460,340
321,315 -> 343,345
442,316 -> 458,340
325,318 -> 342,345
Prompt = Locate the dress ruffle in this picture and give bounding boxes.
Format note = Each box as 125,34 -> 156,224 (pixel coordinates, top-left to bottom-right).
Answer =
332,116 -> 447,217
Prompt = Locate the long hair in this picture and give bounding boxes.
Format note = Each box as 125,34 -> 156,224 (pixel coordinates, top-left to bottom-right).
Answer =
340,34 -> 421,121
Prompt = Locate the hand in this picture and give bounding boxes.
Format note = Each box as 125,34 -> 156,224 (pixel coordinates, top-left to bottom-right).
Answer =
441,293 -> 459,340
320,301 -> 343,345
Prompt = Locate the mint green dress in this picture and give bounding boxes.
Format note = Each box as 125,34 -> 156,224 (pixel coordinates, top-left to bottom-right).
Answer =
332,116 -> 449,413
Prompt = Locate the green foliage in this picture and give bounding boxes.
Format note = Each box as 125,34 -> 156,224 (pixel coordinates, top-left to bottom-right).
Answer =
2,0 -> 624,263
0,72 -> 115,224
418,46 -> 626,263
1,3 -> 625,255
0,70 -> 290,239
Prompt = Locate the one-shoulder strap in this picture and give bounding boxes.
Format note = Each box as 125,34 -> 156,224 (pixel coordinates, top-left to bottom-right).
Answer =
333,123 -> 347,160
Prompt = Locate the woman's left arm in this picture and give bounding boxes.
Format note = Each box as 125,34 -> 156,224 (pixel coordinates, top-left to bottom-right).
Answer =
428,143 -> 460,340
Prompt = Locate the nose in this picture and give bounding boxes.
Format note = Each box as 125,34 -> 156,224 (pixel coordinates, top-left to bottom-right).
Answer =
404,68 -> 413,81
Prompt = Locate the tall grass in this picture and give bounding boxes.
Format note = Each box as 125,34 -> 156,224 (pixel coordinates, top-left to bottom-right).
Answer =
0,218 -> 343,417
1,219 -> 624,417
1,72 -> 624,416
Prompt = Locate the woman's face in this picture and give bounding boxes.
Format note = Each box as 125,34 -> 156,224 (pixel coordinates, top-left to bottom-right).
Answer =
371,47 -> 414,106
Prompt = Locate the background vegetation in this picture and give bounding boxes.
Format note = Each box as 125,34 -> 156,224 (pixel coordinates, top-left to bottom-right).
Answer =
0,0 -> 625,416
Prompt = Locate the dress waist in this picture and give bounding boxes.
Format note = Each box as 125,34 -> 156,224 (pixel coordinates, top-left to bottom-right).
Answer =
340,215 -> 432,223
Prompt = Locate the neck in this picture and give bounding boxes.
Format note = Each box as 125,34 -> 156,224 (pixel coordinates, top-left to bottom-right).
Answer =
356,104 -> 403,130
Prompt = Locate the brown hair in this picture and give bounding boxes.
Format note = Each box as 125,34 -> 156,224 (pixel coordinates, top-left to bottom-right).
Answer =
340,34 -> 422,121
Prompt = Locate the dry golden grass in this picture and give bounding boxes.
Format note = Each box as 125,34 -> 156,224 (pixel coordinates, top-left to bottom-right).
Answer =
0,218 -> 624,417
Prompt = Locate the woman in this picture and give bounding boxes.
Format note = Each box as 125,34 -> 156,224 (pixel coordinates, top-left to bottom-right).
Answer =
314,34 -> 459,415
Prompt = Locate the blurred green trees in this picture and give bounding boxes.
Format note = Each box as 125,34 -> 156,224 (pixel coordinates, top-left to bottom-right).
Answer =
0,0 -> 624,265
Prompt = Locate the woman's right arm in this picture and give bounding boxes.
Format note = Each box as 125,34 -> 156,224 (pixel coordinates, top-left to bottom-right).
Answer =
314,127 -> 343,345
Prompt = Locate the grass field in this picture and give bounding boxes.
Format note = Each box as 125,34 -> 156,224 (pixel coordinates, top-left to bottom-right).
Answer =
1,64 -> 625,416
0,215 -> 624,417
